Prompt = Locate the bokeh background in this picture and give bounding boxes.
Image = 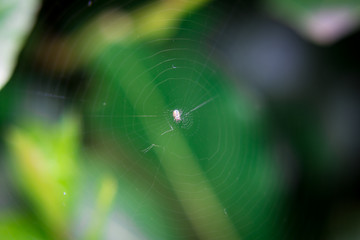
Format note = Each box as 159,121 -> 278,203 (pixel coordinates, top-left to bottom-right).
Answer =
1,0 -> 360,239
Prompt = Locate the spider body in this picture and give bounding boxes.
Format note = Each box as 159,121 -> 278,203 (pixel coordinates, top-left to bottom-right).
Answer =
173,109 -> 181,122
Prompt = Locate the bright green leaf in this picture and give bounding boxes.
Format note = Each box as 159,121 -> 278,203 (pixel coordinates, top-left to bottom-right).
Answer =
6,113 -> 80,239
0,213 -> 46,240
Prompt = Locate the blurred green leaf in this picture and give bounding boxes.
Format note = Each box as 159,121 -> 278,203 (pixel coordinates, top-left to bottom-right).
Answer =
85,42 -> 241,240
0,0 -> 40,90
83,36 -> 287,238
6,113 -> 80,239
63,0 -> 211,67
0,213 -> 46,240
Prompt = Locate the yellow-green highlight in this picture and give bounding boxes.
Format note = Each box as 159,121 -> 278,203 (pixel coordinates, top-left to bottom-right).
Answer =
5,114 -> 81,239
84,176 -> 118,240
7,127 -> 69,239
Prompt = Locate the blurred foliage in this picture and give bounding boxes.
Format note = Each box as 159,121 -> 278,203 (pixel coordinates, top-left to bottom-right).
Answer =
5,114 -> 78,239
0,213 -> 46,240
3,113 -> 172,239
1,0 -> 360,240
265,0 -> 360,44
0,0 -> 40,90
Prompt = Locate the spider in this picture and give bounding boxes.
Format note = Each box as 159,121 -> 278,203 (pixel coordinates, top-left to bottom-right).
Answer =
172,109 -> 181,122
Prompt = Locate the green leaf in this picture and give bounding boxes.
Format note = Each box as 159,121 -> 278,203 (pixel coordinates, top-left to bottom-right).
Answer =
0,213 -> 46,240
6,113 -> 80,239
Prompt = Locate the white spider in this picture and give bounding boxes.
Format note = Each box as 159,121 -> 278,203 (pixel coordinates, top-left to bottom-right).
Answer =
172,109 -> 181,122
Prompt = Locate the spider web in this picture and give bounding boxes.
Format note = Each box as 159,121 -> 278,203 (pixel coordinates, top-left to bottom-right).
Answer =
11,0 -> 290,239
